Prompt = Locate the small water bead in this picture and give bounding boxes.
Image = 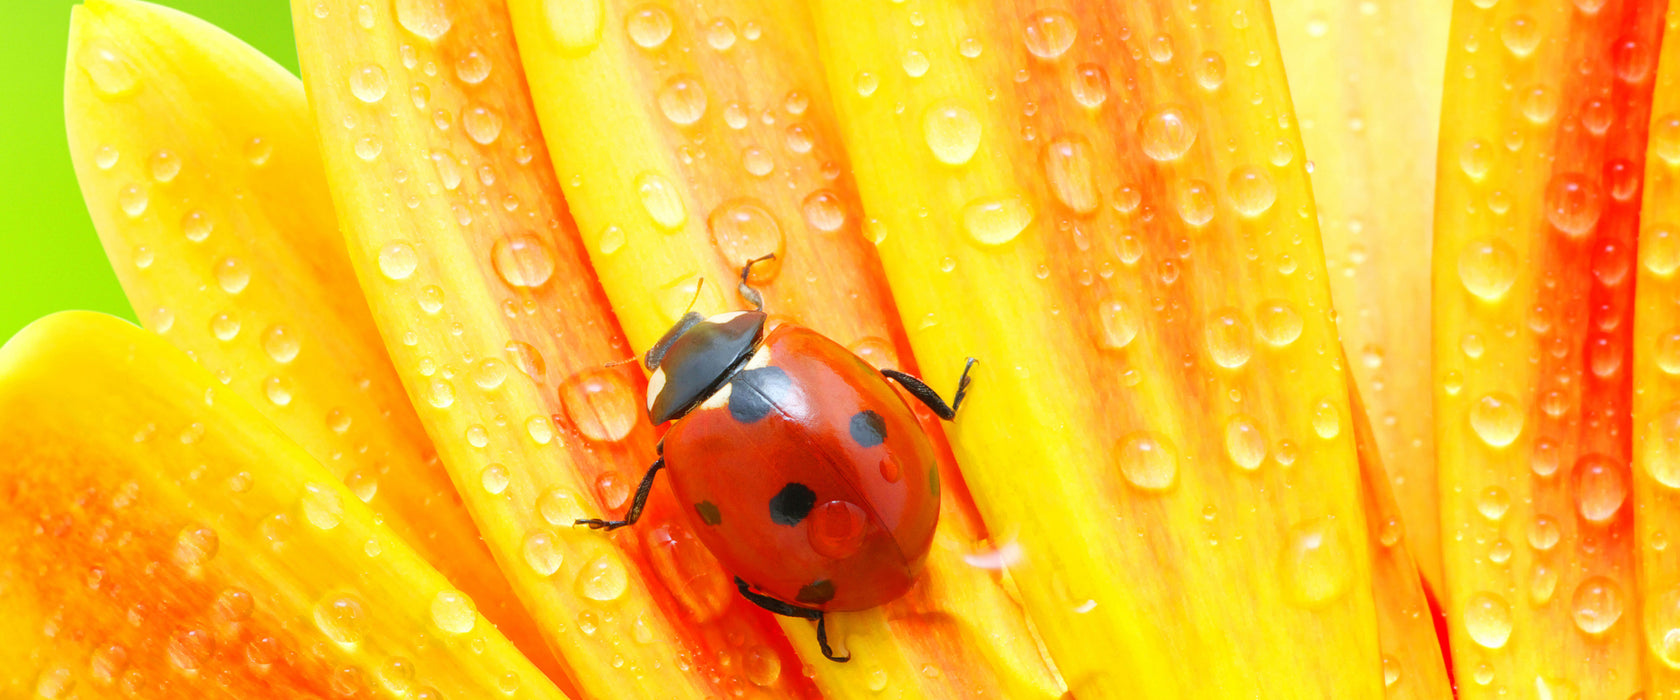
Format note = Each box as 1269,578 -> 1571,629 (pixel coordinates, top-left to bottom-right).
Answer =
1465,591 -> 1514,648
636,172 -> 687,230
1645,406 -> 1680,488
658,75 -> 707,126
1282,517 -> 1352,606
1660,330 -> 1680,374
522,530 -> 563,576
741,146 -> 774,177
301,482 -> 345,529
1574,453 -> 1628,522
1175,179 -> 1215,226
625,4 -> 673,48
801,190 -> 847,233
1519,85 -> 1558,124
118,184 -> 148,217
396,0 -> 452,39
174,524 -> 219,568
417,285 -> 444,314
902,50 -> 930,77
481,464 -> 511,495
1225,415 -> 1266,471
1469,392 -> 1523,447
961,194 -> 1034,246
1204,309 -> 1253,369
1527,514 -> 1560,550
466,424 -> 489,448
1655,114 -> 1680,164
78,40 -> 140,97
1612,37 -> 1655,83
1573,577 -> 1623,634
462,104 -> 504,144
1253,299 -> 1303,347
538,488 -> 588,525
379,242 -> 419,280
923,102 -> 982,165
707,18 -> 737,50
596,224 -> 626,255
148,149 -> 182,183
1582,99 -> 1614,135
96,145 -> 119,169
855,71 -> 878,97
1477,486 -> 1511,520
1501,15 -> 1540,56
1311,400 -> 1341,439
211,313 -> 241,341
1044,135 -> 1098,214
491,232 -> 556,288
1460,139 -> 1492,180
314,595 -> 368,648
1096,299 -> 1140,349
1115,432 -> 1178,491
709,200 -> 786,279
431,589 -> 476,634
1457,238 -> 1519,301
1148,34 -> 1174,62
1196,51 -> 1226,90
350,64 -> 388,103
451,49 -> 491,86
560,369 -> 638,442
215,257 -> 250,294
1022,10 -> 1078,59
427,377 -> 455,408
1544,173 -> 1604,236
1648,586 -> 1680,667
1139,106 -> 1197,161
1226,165 -> 1276,217
132,245 -> 154,269
577,551 -> 630,601
167,628 -> 214,670
246,137 -> 273,166
354,135 -> 383,161
1071,64 -> 1108,108
264,376 -> 294,406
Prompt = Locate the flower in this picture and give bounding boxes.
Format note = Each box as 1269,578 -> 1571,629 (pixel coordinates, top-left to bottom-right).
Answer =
9,0 -> 1674,696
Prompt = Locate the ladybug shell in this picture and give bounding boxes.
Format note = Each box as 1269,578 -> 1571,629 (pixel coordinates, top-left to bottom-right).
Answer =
662,325 -> 940,612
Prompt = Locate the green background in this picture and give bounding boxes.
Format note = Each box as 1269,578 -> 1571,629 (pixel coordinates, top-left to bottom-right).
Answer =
0,0 -> 299,343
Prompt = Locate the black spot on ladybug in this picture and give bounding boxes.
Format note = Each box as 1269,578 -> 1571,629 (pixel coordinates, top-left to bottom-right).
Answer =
796,579 -> 836,605
695,500 -> 722,526
849,410 -> 887,448
769,482 -> 816,526
728,366 -> 792,423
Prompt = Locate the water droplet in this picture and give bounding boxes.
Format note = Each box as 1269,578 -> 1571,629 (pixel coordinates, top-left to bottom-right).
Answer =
577,551 -> 630,601
350,64 -> 388,103
95,144 -> 119,169
923,102 -> 982,165
378,242 -> 419,280
1501,14 -> 1540,55
1312,400 -> 1341,439
538,488 -> 587,525
1573,576 -> 1623,634
855,71 -> 878,97
1175,179 -> 1216,226
1096,299 -> 1139,349
302,482 -> 345,529
902,49 -> 930,77
1225,414 -> 1266,470
1648,586 -> 1680,667
314,595 -> 367,648
1645,406 -> 1680,488
1655,114 -> 1680,164
647,522 -> 732,620
1044,135 -> 1098,214
542,0 -> 605,53
658,75 -> 707,125
149,150 -> 181,182
174,524 -> 218,568
1071,64 -> 1109,108
709,200 -> 786,279
636,172 -> 687,230
523,530 -> 563,575
491,232 -> 556,288
463,104 -> 504,144
455,49 -> 491,84
1282,517 -> 1352,606
1613,37 -> 1654,82
1519,85 -> 1558,124
264,375 -> 294,406
426,377 -> 455,408
961,193 -> 1033,246
480,464 -> 510,494
1023,10 -> 1077,59
1255,299 -> 1303,346
430,589 -> 476,634
1574,453 -> 1627,522
1460,139 -> 1492,180
117,184 -> 148,217
167,627 -> 214,670
560,369 -> 638,442
1228,165 -> 1276,216
1469,392 -> 1523,447
212,256 -> 251,294
1139,106 -> 1197,161
1465,591 -> 1513,648
1115,432 -> 1177,491
507,341 -> 546,381
1544,173 -> 1604,236
1205,309 -> 1253,369
246,137 -> 273,166
77,40 -> 140,97
802,190 -> 847,233
706,18 -> 737,50
1458,238 -> 1519,301
210,312 -> 241,341
395,0 -> 451,39
626,5 -> 673,48
745,644 -> 782,686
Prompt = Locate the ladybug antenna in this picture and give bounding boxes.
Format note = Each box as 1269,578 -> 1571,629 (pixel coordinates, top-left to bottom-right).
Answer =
738,253 -> 775,312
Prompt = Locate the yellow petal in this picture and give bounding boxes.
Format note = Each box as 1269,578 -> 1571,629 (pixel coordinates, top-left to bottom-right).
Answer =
507,0 -> 1064,694
1434,1 -> 1658,695
0,312 -> 568,699
291,1 -> 811,697
815,1 -> 1379,697
1635,1 -> 1680,692
1274,0 -> 1453,588
62,0 -> 557,676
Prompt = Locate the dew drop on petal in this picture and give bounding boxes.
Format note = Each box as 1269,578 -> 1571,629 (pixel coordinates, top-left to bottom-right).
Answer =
430,589 -> 476,634
1115,432 -> 1177,491
491,232 -> 556,288
560,369 -> 638,442
395,0 -> 452,40
1138,106 -> 1197,161
1464,591 -> 1513,648
1572,576 -> 1623,634
1023,10 -> 1077,59
961,194 -> 1033,246
1281,517 -> 1352,606
923,102 -> 982,165
1469,392 -> 1523,447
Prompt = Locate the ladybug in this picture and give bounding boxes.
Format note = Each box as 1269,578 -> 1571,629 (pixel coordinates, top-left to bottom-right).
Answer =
577,255 -> 975,662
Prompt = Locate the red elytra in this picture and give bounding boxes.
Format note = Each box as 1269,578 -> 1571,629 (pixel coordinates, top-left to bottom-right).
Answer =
578,263 -> 972,663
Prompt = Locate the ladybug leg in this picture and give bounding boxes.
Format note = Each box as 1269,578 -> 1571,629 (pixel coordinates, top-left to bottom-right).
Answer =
882,357 -> 978,421
575,458 -> 664,531
737,253 -> 777,312
734,577 -> 850,663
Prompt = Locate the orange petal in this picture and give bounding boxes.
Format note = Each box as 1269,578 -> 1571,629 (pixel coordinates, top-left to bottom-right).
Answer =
1433,1 -> 1659,695
506,0 -> 1065,693
1635,1 -> 1680,692
62,0 -> 554,675
0,312 -> 569,699
815,0 -> 1381,696
1274,0 -> 1454,588
291,1 -> 813,696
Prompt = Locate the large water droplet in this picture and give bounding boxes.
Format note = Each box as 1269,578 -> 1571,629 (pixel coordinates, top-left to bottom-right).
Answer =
1227,165 -> 1277,217
1645,406 -> 1680,488
261,325 -> 299,364
1071,64 -> 1109,108
1572,576 -> 1623,634
1139,106 -> 1197,161
1464,591 -> 1513,648
708,200 -> 786,280
1023,10 -> 1078,59
1282,517 -> 1352,606
350,64 -> 388,103
637,172 -> 687,230
1469,392 -> 1523,447
1544,173 -> 1604,236
1255,299 -> 1303,346
1115,431 -> 1177,491
301,482 -> 345,529
174,524 -> 219,568
1096,299 -> 1139,349
77,40 -> 140,98
1044,135 -> 1099,214
923,102 -> 982,165
430,589 -> 476,634
577,551 -> 630,601
1501,14 -> 1540,56
396,0 -> 452,39
1458,238 -> 1519,301
455,50 -> 491,85
523,530 -> 563,575
1574,453 -> 1628,522
462,104 -> 504,144
658,75 -> 708,126
314,594 -> 367,648
1175,179 -> 1215,226
961,194 -> 1033,246
378,242 -> 419,280
1205,309 -> 1253,369
560,369 -> 638,442
1225,414 -> 1266,471
215,257 -> 250,294
626,4 -> 673,48
1648,585 -> 1680,667
491,232 -> 556,288
802,190 -> 847,233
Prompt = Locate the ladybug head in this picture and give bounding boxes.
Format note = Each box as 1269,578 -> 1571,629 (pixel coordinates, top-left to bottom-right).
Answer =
644,310 -> 767,424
